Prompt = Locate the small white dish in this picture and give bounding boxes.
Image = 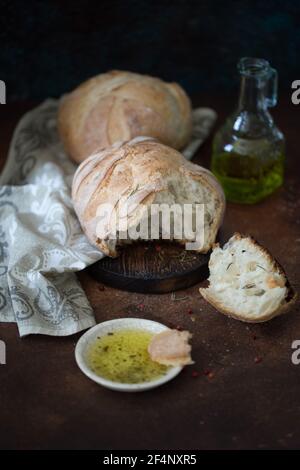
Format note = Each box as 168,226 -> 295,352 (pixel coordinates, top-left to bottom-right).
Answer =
75,318 -> 183,392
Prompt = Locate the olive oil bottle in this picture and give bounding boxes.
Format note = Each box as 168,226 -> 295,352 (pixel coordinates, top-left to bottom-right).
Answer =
211,58 -> 285,204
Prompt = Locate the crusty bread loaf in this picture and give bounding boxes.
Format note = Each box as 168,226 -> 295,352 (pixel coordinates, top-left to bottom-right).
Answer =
200,233 -> 296,323
58,70 -> 192,163
72,137 -> 225,257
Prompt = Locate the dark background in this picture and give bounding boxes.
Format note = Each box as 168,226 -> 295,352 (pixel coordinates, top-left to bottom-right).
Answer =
0,0 -> 299,101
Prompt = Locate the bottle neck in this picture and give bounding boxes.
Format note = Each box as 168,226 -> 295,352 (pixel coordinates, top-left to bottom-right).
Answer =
238,76 -> 266,113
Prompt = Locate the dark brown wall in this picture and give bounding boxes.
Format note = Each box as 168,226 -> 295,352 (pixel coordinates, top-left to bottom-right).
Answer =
0,0 -> 299,100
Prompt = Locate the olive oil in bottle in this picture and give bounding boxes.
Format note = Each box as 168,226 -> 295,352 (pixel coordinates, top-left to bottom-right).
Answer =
211,58 -> 285,204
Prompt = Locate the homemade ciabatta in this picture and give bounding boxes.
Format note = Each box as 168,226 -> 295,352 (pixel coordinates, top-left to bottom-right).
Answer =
200,233 -> 296,323
72,137 -> 225,257
58,70 -> 192,163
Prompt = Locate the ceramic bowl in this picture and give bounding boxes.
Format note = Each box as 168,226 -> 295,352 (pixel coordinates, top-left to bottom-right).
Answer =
75,318 -> 183,392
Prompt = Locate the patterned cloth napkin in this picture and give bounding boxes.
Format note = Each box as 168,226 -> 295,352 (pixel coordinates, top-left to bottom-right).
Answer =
0,100 -> 216,336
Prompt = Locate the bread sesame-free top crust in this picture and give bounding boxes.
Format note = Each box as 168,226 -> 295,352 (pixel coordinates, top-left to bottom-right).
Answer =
58,70 -> 192,163
72,137 -> 225,257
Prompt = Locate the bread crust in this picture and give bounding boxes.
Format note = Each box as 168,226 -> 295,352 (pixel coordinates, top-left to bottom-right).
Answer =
72,137 -> 225,257
200,233 -> 297,323
58,70 -> 192,163
200,285 -> 297,323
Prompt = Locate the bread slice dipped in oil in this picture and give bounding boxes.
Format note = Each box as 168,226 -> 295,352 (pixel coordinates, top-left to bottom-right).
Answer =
199,233 -> 297,323
148,330 -> 193,367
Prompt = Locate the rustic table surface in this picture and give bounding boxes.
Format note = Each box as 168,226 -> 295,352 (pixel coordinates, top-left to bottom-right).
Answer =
0,96 -> 299,450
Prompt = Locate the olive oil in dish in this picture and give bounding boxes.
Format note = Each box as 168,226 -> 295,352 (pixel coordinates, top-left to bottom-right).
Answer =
87,329 -> 169,384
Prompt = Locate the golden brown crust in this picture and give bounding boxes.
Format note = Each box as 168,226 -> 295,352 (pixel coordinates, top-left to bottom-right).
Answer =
58,70 -> 192,163
72,138 -> 225,257
200,285 -> 297,323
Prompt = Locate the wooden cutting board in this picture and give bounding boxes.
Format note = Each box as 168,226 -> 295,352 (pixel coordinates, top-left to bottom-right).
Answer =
87,241 -> 212,294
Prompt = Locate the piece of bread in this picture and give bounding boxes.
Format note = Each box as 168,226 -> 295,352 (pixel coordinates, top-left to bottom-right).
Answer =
58,70 -> 192,163
72,137 -> 225,257
148,330 -> 193,366
199,233 -> 297,323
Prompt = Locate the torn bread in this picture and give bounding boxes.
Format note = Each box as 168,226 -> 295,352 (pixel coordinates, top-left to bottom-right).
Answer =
72,137 -> 225,257
148,330 -> 193,366
199,233 -> 296,323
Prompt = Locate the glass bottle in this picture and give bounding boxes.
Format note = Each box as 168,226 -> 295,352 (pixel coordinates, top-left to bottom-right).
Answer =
211,57 -> 285,204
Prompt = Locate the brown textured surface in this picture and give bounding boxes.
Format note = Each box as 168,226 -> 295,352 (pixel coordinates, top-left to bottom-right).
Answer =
0,96 -> 299,450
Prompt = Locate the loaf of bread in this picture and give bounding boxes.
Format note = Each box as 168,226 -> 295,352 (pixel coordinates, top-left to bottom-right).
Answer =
72,137 -> 225,257
200,233 -> 296,322
58,70 -> 192,163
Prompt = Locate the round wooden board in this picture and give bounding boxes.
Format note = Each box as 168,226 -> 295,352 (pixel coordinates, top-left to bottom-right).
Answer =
87,241 -> 211,294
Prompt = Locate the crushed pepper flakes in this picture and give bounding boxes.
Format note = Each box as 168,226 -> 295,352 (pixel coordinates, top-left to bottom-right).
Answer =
191,371 -> 199,378
203,369 -> 214,379
254,356 -> 263,364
